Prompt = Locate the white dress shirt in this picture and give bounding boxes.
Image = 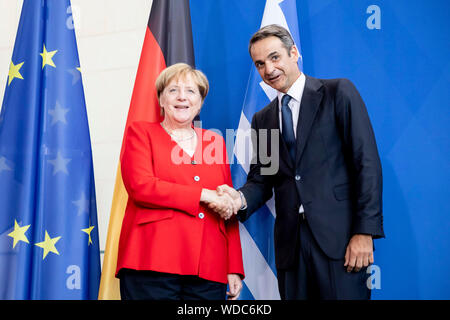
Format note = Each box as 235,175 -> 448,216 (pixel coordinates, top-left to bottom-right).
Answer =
277,72 -> 306,138
277,72 -> 306,214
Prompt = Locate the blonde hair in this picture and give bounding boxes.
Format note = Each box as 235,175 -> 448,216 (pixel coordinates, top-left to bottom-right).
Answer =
156,63 -> 209,109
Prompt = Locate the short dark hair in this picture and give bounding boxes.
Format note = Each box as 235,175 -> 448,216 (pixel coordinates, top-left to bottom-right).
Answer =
248,24 -> 295,56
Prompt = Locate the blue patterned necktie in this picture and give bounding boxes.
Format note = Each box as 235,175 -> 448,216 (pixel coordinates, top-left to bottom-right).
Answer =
281,94 -> 296,161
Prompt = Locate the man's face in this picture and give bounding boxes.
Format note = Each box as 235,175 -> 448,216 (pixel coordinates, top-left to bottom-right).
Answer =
250,36 -> 301,93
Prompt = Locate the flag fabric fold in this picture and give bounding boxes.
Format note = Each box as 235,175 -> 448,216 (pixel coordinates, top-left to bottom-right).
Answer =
232,0 -> 303,300
0,0 -> 100,299
98,0 -> 195,300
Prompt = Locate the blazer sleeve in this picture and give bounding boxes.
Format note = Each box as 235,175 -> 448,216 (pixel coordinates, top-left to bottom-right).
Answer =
220,140 -> 245,278
225,216 -> 245,278
238,113 -> 275,222
335,79 -> 384,238
121,122 -> 202,216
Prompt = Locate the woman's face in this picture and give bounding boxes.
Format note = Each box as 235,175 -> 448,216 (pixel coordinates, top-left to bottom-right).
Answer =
160,74 -> 202,126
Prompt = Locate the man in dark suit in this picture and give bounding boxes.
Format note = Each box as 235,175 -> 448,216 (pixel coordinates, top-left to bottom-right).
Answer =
216,24 -> 384,300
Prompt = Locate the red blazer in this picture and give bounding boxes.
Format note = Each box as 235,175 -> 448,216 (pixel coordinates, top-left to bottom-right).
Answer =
116,121 -> 244,284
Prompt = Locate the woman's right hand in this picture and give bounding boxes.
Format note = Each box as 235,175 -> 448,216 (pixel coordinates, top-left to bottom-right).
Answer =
200,189 -> 236,220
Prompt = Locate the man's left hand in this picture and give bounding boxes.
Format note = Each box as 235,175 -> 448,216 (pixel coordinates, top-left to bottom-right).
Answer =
226,274 -> 243,300
344,234 -> 374,272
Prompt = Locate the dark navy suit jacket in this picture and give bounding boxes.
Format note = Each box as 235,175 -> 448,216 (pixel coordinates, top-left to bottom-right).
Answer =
239,75 -> 385,270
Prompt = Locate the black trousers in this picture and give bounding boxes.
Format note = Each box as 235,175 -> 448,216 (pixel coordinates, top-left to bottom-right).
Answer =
277,218 -> 371,300
119,269 -> 227,300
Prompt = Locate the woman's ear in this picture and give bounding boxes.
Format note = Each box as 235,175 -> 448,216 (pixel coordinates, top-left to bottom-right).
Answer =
196,103 -> 203,116
158,96 -> 165,116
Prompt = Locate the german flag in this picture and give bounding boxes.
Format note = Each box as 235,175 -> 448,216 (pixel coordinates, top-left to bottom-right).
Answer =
98,0 -> 195,300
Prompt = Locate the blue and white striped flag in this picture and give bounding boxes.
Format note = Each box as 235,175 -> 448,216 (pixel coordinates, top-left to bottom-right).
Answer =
231,0 -> 303,300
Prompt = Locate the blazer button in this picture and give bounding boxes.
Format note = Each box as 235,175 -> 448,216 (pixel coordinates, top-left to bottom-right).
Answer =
198,212 -> 204,219
194,175 -> 200,182
295,175 -> 301,181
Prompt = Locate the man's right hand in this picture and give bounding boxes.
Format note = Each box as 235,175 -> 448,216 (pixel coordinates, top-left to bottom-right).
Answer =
200,189 -> 235,219
216,184 -> 244,215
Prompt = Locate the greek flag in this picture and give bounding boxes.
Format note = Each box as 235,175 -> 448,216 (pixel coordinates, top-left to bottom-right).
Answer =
232,0 -> 303,300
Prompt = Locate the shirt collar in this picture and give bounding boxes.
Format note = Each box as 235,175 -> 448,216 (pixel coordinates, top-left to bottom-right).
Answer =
277,72 -> 306,104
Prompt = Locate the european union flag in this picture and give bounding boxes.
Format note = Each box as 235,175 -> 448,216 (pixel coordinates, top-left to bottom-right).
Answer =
0,0 -> 100,299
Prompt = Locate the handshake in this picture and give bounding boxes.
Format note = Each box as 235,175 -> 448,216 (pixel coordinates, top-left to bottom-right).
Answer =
200,185 -> 246,220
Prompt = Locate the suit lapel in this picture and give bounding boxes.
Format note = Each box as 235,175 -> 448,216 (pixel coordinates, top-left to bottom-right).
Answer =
295,76 -> 323,166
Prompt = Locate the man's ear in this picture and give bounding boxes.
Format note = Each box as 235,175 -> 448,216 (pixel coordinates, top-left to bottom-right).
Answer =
290,45 -> 299,61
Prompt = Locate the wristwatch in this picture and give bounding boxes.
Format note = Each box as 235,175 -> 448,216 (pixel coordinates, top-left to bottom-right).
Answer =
238,190 -> 247,211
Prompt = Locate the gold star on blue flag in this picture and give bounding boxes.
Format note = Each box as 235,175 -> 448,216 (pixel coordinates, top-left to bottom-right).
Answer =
7,61 -> 24,86
40,44 -> 58,69
0,0 -> 100,299
7,220 -> 31,248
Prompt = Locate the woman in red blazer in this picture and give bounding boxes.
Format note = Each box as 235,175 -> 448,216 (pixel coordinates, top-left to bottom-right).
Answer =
116,63 -> 244,300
